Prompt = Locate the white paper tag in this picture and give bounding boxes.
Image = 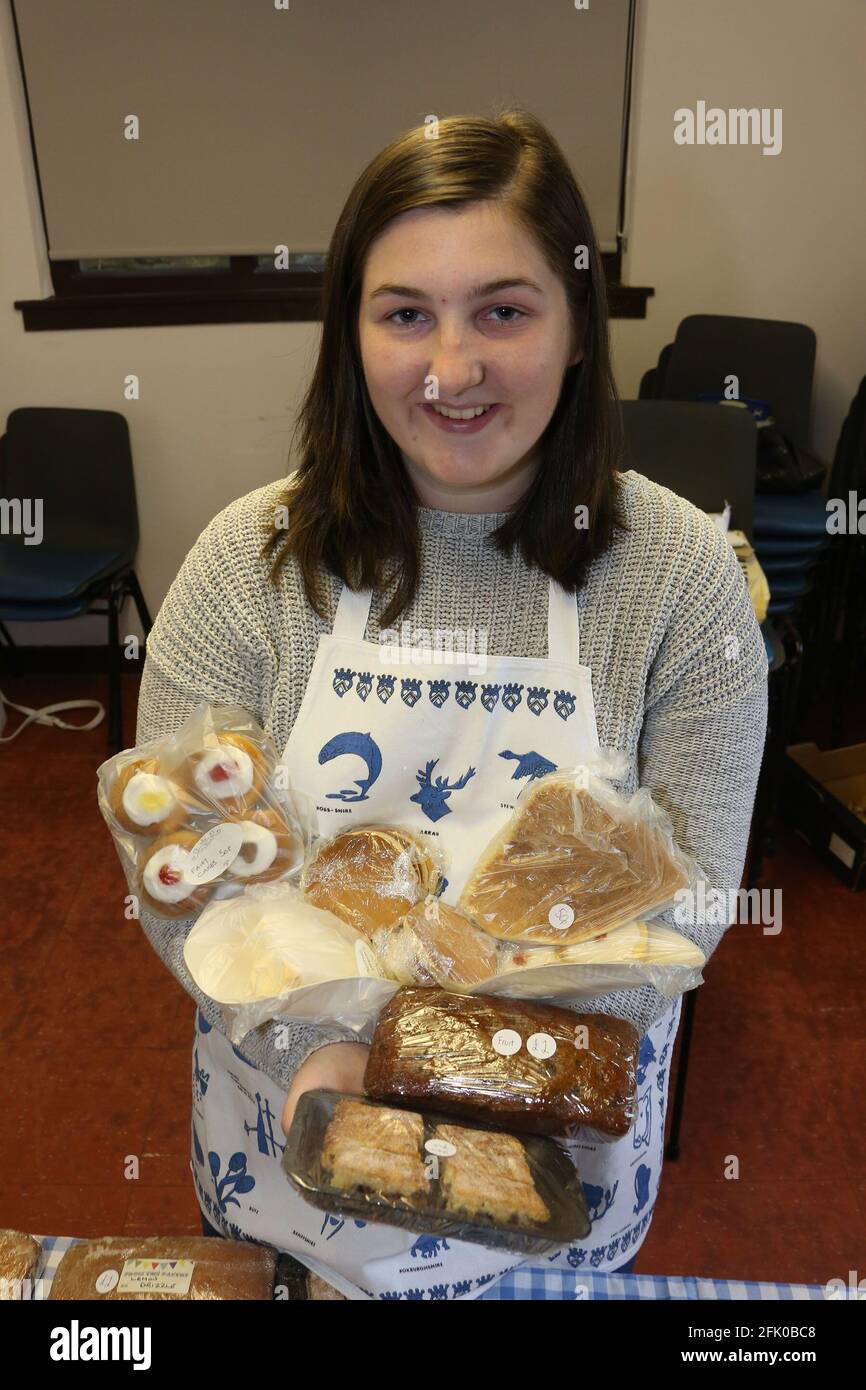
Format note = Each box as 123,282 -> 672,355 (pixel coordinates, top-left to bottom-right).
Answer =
527,1032 -> 557,1060
95,1269 -> 119,1293
425,1138 -> 457,1158
548,902 -> 575,930
185,823 -> 245,884
492,1028 -> 522,1057
573,767 -> 590,790
117,1258 -> 195,1295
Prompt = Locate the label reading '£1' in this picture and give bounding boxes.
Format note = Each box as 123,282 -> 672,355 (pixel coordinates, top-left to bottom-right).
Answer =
527,1032 -> 557,1060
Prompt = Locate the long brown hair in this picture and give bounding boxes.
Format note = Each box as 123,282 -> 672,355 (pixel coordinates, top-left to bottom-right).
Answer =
261,108 -> 628,628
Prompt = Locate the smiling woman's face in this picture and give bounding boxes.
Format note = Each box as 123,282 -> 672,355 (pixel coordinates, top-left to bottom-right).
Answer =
358,201 -> 581,511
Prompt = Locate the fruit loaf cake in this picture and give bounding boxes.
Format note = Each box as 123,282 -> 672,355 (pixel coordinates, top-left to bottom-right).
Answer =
364,986 -> 639,1137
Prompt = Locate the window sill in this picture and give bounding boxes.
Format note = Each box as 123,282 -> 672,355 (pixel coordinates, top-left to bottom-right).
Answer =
15,283 -> 654,330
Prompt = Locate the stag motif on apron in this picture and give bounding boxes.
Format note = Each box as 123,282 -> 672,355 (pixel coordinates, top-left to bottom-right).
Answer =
191,576 -> 680,1298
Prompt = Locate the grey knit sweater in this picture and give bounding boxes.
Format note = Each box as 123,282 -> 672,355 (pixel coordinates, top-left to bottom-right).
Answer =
134,469 -> 768,1092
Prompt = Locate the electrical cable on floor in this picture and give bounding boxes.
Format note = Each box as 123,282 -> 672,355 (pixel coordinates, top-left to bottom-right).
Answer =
0,687 -> 105,742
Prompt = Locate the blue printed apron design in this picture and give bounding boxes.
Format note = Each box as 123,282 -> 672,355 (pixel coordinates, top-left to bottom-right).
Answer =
192,578 -> 681,1299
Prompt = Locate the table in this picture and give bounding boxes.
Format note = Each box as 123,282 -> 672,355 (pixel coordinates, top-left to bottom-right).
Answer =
22,1236 -> 836,1301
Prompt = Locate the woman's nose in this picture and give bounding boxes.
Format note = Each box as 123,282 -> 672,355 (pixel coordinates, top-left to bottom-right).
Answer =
426,335 -> 485,397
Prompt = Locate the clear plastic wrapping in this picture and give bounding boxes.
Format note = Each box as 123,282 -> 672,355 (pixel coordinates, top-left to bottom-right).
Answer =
300,824 -> 445,940
368,898 -> 705,1004
283,1090 -> 591,1255
96,702 -> 315,919
0,1230 -> 41,1298
371,895 -> 504,991
183,882 -> 398,1042
458,750 -> 696,945
485,919 -> 706,1002
364,986 -> 640,1140
47,1236 -> 278,1300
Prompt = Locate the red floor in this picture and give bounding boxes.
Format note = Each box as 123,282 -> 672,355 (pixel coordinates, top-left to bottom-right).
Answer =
0,671 -> 863,1282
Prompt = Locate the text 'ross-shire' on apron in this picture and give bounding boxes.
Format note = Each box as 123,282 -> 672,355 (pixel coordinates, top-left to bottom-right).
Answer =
192,576 -> 681,1299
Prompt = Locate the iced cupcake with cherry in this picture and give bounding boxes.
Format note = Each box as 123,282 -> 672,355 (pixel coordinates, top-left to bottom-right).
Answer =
97,703 -> 311,918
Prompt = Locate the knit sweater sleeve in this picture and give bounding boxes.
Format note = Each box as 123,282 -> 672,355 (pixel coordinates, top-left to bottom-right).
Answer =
133,490 -> 363,1095
580,511 -> 769,1037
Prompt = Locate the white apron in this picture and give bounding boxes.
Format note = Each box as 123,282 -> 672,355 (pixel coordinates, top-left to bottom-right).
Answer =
191,578 -> 680,1299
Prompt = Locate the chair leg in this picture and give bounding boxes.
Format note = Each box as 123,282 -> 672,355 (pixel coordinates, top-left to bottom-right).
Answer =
748,649 -> 788,878
830,539 -> 864,747
814,547 -> 842,708
665,988 -> 697,1162
746,825 -> 763,890
127,570 -> 154,638
107,585 -> 123,752
0,620 -> 16,647
780,618 -> 805,750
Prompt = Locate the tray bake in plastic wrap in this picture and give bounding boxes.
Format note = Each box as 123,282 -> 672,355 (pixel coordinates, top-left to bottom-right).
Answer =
283,1090 -> 591,1255
364,986 -> 639,1139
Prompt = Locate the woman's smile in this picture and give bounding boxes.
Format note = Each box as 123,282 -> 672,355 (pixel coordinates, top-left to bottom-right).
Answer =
419,401 -> 503,434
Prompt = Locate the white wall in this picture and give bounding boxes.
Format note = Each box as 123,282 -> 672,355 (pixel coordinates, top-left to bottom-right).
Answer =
1,0 -> 863,646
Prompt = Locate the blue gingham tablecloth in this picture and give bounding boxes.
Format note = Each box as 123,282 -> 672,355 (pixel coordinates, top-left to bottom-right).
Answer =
480,1267 -> 834,1300
24,1236 -> 836,1300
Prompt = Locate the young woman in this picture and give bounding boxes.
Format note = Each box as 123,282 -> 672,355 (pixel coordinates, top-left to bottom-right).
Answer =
135,110 -> 768,1299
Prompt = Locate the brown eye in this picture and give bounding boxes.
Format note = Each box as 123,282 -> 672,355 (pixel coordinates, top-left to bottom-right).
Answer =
387,308 -> 426,327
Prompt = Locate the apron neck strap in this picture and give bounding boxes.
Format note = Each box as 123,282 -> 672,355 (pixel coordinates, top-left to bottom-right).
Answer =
331,577 -> 581,664
547,578 -> 581,665
331,583 -> 374,640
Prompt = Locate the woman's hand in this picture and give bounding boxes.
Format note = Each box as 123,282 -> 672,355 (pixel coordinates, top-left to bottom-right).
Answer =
281,1042 -> 371,1135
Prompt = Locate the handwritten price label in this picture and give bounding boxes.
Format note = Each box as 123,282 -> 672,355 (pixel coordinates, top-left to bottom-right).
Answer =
527,1032 -> 557,1060
185,823 -> 245,883
425,1138 -> 457,1158
548,902 -> 575,930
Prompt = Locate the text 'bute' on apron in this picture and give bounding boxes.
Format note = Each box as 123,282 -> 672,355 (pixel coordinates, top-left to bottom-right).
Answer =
191,576 -> 681,1299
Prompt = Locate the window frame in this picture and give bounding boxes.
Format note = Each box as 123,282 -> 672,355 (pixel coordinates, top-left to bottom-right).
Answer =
15,249 -> 653,330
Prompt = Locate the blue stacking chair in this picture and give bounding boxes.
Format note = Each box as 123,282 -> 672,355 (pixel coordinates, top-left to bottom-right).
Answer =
640,314 -> 832,841
754,493 -> 830,610
0,407 -> 152,749
803,376 -> 866,746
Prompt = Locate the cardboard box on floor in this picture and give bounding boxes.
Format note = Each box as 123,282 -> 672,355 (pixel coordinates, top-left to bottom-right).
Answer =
783,743 -> 866,891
